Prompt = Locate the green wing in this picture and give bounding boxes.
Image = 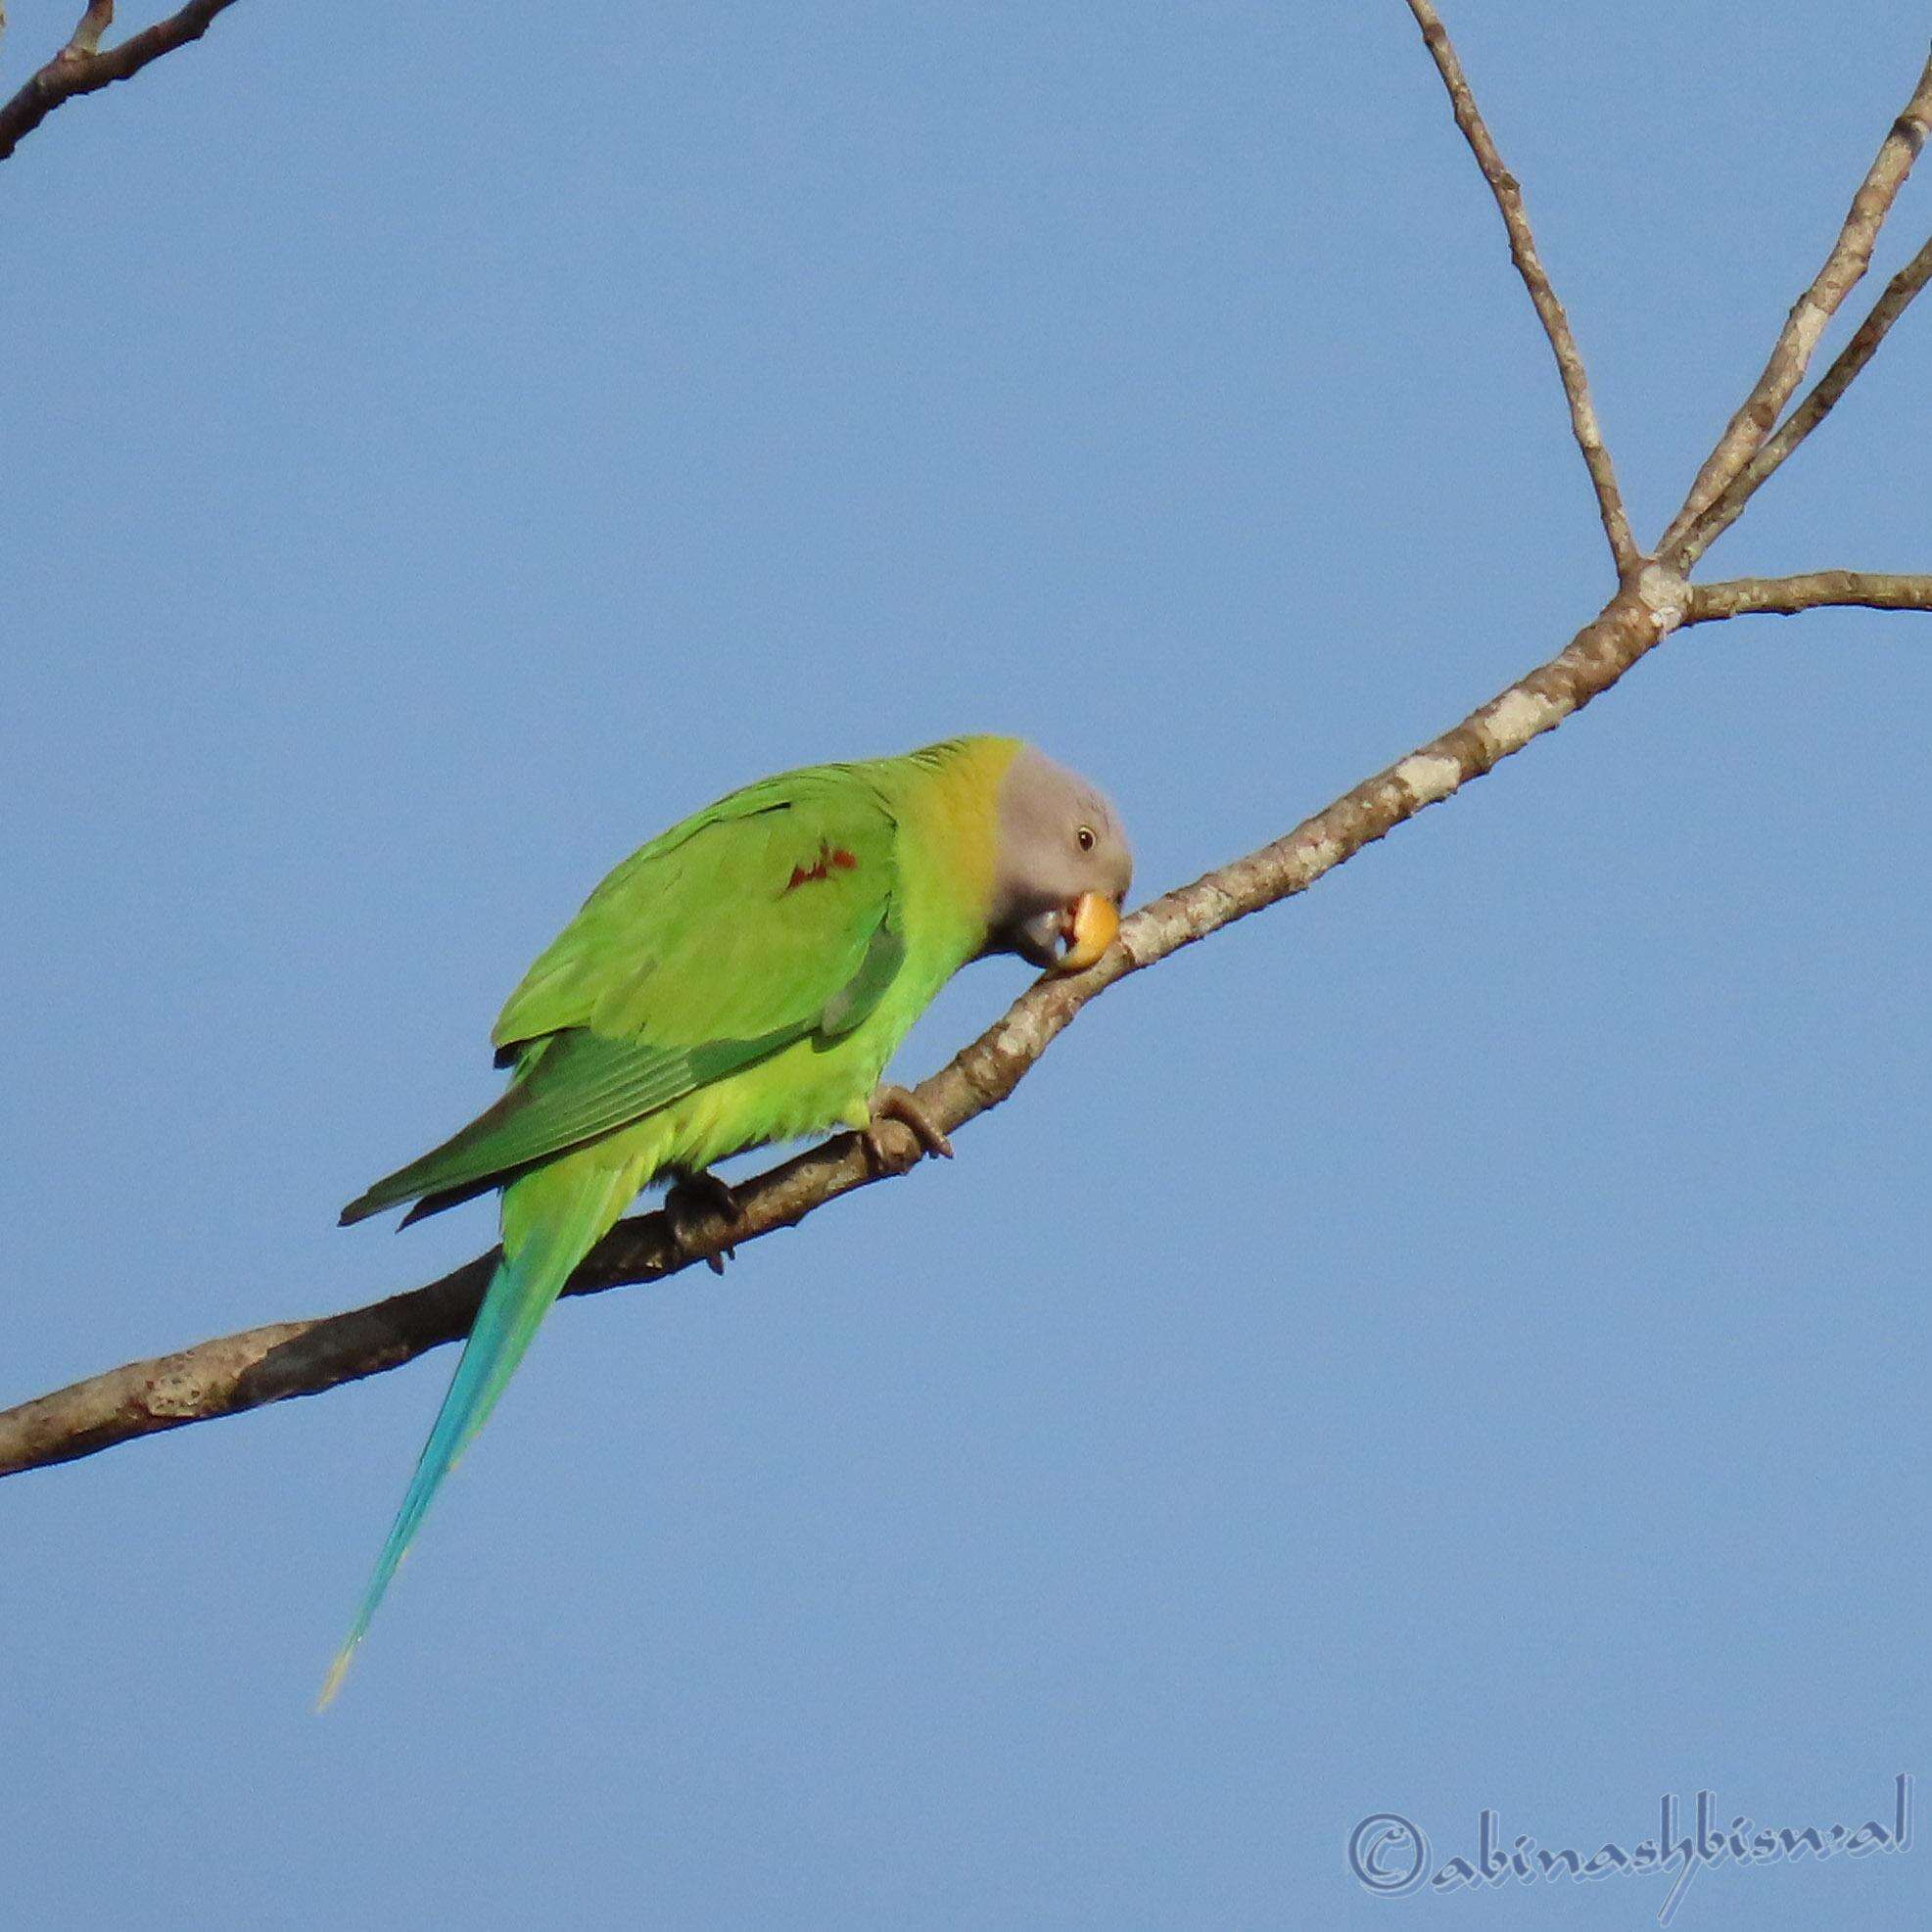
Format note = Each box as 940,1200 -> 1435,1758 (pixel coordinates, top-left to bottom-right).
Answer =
341,767 -> 904,1226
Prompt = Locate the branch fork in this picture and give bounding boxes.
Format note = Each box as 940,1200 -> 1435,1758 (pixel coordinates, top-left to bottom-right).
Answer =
0,0 -> 241,163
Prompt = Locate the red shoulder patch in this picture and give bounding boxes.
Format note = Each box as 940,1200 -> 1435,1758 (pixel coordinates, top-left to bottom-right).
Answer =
786,843 -> 861,891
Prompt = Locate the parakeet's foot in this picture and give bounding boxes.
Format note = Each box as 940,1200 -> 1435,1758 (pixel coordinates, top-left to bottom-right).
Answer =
861,1084 -> 956,1175
665,1170 -> 743,1276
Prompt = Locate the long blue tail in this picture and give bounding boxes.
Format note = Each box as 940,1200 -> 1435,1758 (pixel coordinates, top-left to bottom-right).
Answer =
319,1158 -> 630,1705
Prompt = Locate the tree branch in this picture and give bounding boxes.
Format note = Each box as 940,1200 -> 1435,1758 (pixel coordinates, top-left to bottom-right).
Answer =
1657,48 -> 1932,566
1686,571 -> 1932,622
0,0 -> 241,164
8,7 -> 1931,1484
1673,232 -> 1932,570
1403,0 -> 1641,580
0,568 -> 1698,1479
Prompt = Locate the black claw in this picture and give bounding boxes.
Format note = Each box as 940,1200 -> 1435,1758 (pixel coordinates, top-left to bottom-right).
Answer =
666,1170 -> 743,1274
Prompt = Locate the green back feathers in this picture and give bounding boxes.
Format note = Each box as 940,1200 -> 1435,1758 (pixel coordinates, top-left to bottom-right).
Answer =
492,764 -> 902,1052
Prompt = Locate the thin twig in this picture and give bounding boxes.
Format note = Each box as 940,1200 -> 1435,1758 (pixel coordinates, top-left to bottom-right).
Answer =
1403,0 -> 1641,580
1673,233 -> 1932,571
1657,49 -> 1932,563
0,569 -> 1698,1479
1686,571 -> 1932,622
0,0 -> 240,164
63,0 -> 114,61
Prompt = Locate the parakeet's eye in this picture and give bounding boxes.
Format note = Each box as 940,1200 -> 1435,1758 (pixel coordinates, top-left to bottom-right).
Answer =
1076,825 -> 1096,852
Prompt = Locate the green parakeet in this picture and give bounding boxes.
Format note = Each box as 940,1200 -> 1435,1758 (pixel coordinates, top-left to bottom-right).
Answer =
323,734 -> 1130,1699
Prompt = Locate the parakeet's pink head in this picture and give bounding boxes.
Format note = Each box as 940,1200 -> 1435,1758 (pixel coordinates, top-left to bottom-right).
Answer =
987,744 -> 1133,972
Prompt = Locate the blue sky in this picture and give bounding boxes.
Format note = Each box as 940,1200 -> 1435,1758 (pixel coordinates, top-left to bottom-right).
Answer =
4,3 -> 1928,1925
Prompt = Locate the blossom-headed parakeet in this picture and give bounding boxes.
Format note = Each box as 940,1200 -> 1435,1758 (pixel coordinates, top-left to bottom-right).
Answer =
324,735 -> 1130,1697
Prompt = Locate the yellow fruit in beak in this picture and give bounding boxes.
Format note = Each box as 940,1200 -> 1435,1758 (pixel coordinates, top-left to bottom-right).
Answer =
1054,892 -> 1119,973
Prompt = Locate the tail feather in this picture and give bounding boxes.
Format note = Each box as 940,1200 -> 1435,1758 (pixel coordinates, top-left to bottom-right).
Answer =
319,1157 -> 634,1706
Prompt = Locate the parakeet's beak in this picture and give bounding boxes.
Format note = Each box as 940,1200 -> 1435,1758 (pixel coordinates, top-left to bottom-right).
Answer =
1053,891 -> 1119,973
1010,892 -> 1121,971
